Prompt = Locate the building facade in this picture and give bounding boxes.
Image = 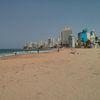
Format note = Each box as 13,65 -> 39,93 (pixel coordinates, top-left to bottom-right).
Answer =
61,27 -> 72,47
78,29 -> 96,43
68,34 -> 76,48
78,29 -> 88,43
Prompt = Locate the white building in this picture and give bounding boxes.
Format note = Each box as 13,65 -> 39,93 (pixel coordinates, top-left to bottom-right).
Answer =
61,27 -> 72,46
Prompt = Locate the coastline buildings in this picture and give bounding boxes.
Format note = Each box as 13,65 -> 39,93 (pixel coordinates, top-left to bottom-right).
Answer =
60,27 -> 73,47
78,29 -> 88,43
23,26 -> 76,49
68,34 -> 76,48
23,37 -> 55,49
89,31 -> 96,43
23,26 -> 99,49
78,29 -> 96,43
48,37 -> 53,48
24,42 -> 33,49
77,29 -> 96,48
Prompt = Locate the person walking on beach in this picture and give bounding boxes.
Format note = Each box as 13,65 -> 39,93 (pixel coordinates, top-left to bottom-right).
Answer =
57,45 -> 60,52
37,48 -> 39,54
14,52 -> 17,56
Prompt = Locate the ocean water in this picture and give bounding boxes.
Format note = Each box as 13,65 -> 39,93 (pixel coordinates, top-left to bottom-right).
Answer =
0,48 -> 54,57
0,49 -> 35,57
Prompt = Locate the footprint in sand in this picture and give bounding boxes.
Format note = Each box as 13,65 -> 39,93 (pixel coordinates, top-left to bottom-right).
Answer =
92,72 -> 100,76
98,53 -> 100,55
33,74 -> 39,80
36,92 -> 42,95
34,92 -> 43,100
2,85 -> 6,89
15,71 -> 19,73
33,74 -> 37,77
21,66 -> 25,71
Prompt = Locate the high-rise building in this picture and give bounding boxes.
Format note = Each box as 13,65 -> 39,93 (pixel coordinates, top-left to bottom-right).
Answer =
48,37 -> 54,48
68,34 -> 76,48
78,29 -> 88,43
61,27 -> 72,46
78,29 -> 96,43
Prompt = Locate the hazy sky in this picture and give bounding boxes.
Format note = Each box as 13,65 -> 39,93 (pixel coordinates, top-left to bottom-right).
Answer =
0,0 -> 100,48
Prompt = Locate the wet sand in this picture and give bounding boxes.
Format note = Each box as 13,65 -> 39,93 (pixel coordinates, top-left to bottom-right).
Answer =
0,48 -> 100,100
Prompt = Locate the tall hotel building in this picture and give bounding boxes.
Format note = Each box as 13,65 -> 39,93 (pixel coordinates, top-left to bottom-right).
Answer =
61,27 -> 72,47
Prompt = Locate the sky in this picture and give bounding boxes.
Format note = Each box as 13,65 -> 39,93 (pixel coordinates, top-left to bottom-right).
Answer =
0,0 -> 100,49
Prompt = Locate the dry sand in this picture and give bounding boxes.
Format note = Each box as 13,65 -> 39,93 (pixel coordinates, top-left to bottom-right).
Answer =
0,48 -> 100,100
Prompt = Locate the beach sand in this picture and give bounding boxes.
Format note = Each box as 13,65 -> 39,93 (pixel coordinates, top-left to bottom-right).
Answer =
0,48 -> 100,100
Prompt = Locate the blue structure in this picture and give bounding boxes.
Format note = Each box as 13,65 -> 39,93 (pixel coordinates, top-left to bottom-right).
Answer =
78,29 -> 88,43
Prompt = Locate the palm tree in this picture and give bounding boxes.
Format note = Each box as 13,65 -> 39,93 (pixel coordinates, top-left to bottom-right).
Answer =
86,40 -> 91,48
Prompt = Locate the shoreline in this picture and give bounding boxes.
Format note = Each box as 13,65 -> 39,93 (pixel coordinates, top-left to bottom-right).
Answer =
0,48 -> 58,60
0,48 -> 57,59
0,48 -> 99,60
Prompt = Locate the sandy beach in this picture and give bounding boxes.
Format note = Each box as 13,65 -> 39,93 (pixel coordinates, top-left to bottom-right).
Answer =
0,48 -> 100,100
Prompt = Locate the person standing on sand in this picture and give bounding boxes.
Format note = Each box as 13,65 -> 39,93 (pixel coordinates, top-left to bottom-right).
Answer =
57,45 -> 60,52
15,52 -> 17,56
37,48 -> 39,54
